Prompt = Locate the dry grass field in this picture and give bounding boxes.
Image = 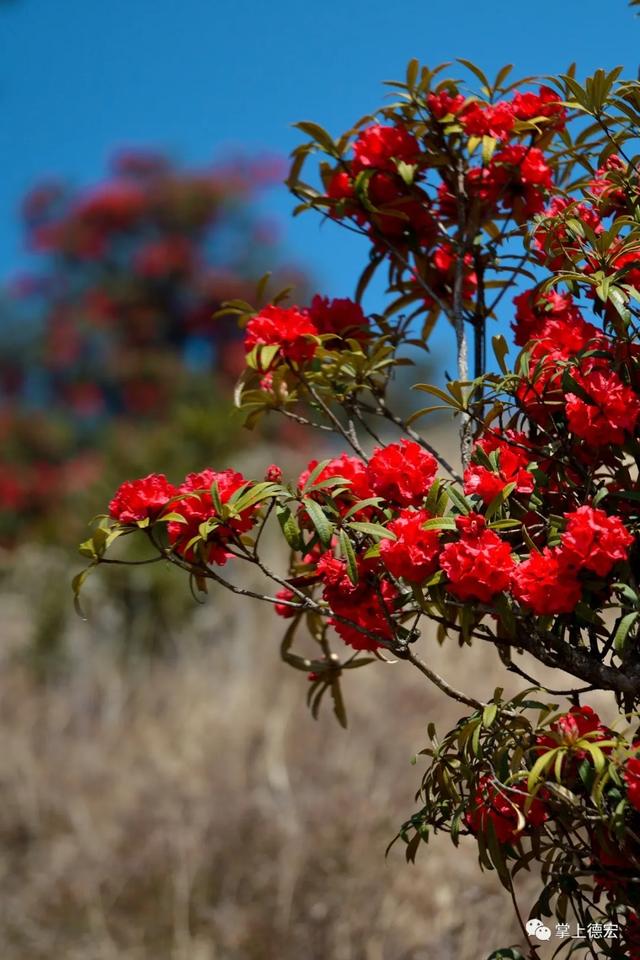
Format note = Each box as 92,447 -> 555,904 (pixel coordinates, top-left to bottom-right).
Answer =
0,538 -> 540,960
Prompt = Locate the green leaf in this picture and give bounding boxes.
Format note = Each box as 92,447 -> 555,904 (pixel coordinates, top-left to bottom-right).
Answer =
342,497 -> 383,520
613,611 -> 639,654
482,704 -> 498,729
338,529 -> 359,585
445,485 -> 471,515
276,504 -> 303,551
293,120 -> 338,155
231,482 -> 282,513
302,459 -> 332,493
485,482 -> 517,521
72,565 -> 96,619
422,516 -> 456,531
347,521 -> 396,540
527,748 -> 559,793
413,382 -> 463,408
457,58 -> 490,89
491,334 -> 510,374
330,676 -> 348,728
303,498 -> 335,547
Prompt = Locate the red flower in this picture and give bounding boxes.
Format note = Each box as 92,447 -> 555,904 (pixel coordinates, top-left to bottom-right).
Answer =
134,236 -> 192,278
326,169 -> 359,219
317,553 -> 397,651
512,288 -> 584,347
536,706 -> 614,766
516,317 -> 609,425
565,368 -> 640,446
274,587 -> 300,618
511,547 -> 582,615
379,508 -> 440,583
486,145 -> 553,221
465,775 -> 547,845
367,440 -> 438,508
623,754 -> 640,812
298,454 -> 373,517
420,244 -> 478,308
351,124 -> 420,173
75,181 -> 147,231
544,705 -> 606,743
308,295 -> 369,342
561,505 -> 633,577
511,85 -> 566,127
327,169 -> 355,200
167,468 -> 255,565
264,464 -> 282,483
426,91 -> 465,119
440,514 -> 514,603
460,100 -> 515,140
109,473 -> 176,525
244,304 -> 318,369
464,429 -> 534,504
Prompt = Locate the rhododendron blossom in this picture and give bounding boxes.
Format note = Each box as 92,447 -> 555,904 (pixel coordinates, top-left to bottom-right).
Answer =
244,304 -> 318,368
379,508 -> 440,583
109,473 -> 176,525
167,468 -> 256,565
511,547 -> 582,615
561,505 -> 634,577
367,440 -> 437,508
465,775 -> 547,844
440,514 -> 514,603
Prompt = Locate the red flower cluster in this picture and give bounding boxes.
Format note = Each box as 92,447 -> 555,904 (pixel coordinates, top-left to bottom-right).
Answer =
465,775 -> 547,844
245,304 -> 318,369
511,547 -> 582,615
245,296 -> 370,372
512,287 -> 583,346
317,553 -> 397,650
440,514 -> 514,603
511,507 -> 632,615
536,706 -> 612,754
464,429 -> 534,505
298,454 -> 373,517
308,294 -> 369,342
588,153 -> 630,217
532,195 -> 603,270
561,505 -> 633,577
469,145 -> 552,221
367,440 -> 438,508
565,368 -> 640,446
109,473 -> 177,525
351,124 -> 420,173
460,101 -> 516,140
379,508 -> 441,583
166,468 -> 256,565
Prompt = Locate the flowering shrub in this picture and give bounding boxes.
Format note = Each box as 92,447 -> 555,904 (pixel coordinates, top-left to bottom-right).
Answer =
0,150 -> 304,544
79,60 -> 640,957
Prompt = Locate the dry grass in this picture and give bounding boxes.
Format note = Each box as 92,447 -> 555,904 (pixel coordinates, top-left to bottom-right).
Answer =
0,542 -> 538,960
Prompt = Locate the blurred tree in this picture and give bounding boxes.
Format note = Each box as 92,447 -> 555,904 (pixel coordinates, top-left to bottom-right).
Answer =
0,149 -> 307,546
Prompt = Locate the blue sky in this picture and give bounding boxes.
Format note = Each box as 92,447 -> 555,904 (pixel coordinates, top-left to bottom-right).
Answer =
0,0 -> 638,360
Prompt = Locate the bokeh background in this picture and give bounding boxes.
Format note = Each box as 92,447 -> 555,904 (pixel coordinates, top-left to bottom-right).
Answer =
0,2 -> 638,957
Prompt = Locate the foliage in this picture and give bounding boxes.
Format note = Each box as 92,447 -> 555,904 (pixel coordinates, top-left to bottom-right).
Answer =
79,58 -> 640,958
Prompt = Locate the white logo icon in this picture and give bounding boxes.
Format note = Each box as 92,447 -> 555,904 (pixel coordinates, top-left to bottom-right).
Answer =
526,918 -> 552,941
